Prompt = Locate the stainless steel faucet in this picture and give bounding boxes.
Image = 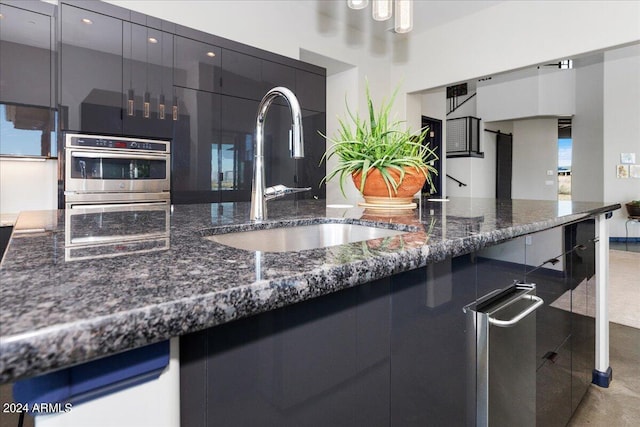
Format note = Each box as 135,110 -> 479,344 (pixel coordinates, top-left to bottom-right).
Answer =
250,87 -> 310,221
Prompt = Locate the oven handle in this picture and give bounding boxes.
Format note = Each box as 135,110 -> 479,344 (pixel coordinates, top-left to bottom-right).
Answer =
70,151 -> 168,161
68,201 -> 169,210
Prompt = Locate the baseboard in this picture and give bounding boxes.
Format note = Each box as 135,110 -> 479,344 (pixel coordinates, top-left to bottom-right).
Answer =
610,237 -> 640,243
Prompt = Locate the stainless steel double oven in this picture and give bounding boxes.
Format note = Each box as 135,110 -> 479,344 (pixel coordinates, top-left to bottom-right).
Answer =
63,133 -> 171,260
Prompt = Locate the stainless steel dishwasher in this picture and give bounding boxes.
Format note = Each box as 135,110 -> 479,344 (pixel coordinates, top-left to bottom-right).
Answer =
464,284 -> 544,427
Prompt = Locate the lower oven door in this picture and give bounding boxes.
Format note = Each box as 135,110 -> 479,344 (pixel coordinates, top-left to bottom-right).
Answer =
64,200 -> 170,261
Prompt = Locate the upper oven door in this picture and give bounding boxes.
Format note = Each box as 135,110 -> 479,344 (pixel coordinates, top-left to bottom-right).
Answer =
65,148 -> 170,193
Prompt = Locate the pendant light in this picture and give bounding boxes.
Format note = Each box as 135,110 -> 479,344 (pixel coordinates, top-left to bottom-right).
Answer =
348,0 -> 414,33
394,0 -> 413,33
372,0 -> 392,21
347,0 -> 368,9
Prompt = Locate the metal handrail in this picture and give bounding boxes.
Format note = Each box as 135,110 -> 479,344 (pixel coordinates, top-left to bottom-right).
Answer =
446,174 -> 467,187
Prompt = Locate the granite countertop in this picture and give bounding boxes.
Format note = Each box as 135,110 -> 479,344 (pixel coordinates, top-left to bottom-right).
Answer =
0,197 -> 620,383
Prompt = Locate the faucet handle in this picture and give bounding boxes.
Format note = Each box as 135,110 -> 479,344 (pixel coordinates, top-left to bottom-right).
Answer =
264,184 -> 312,201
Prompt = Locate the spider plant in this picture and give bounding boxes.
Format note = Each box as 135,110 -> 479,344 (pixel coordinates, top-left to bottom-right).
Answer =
321,82 -> 438,197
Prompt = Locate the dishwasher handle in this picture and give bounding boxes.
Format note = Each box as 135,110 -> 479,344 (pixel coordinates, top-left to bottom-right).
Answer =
488,294 -> 544,327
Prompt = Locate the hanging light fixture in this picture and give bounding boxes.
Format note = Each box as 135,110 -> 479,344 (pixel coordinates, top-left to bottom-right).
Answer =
347,0 -> 368,9
348,0 -> 414,33
372,0 -> 392,21
394,0 -> 413,33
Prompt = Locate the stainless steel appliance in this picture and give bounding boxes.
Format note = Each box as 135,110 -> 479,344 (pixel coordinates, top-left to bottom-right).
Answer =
64,133 -> 170,206
464,284 -> 544,427
63,133 -> 171,261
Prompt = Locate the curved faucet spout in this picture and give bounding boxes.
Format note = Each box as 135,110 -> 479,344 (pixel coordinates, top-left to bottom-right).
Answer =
251,87 -> 305,221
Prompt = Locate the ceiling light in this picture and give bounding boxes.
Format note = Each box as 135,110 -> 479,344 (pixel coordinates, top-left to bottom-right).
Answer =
206,51 -> 216,57
394,0 -> 413,33
349,0 -> 414,33
81,18 -> 93,25
347,0 -> 368,9
0,14 -> 4,19
148,37 -> 158,44
372,0 -> 392,21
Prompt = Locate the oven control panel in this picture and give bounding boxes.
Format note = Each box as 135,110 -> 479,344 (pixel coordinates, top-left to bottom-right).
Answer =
66,134 -> 170,153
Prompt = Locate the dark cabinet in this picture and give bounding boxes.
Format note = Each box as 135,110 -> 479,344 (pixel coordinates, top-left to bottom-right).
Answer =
262,59 -> 296,106
180,255 -> 476,426
296,109 -> 327,199
122,22 -> 173,139
390,256 -> 477,426
220,48 -> 262,100
174,35 -> 221,93
171,87 -> 221,204
296,69 -> 326,113
60,4 -> 123,134
0,3 -> 53,107
0,2 -> 56,157
181,277 -> 392,427
218,96 -> 258,202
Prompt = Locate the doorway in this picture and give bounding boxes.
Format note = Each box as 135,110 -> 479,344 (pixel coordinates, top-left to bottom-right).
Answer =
421,116 -> 442,197
558,118 -> 572,201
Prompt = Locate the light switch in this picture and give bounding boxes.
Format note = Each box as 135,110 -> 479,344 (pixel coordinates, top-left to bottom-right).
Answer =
545,180 -> 554,186
547,170 -> 554,176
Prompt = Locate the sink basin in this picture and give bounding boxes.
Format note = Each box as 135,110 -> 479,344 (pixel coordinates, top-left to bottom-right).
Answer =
205,222 -> 407,252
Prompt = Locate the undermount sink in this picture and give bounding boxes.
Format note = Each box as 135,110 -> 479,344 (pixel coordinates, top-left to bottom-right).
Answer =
204,222 -> 407,252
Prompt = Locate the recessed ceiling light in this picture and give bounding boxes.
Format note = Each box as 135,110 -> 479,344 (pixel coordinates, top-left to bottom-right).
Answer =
206,51 -> 216,58
148,37 -> 158,44
81,18 -> 93,25
0,14 -> 4,19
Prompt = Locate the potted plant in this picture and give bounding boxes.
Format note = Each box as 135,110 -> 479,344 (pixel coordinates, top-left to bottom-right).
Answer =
321,82 -> 438,207
626,200 -> 640,217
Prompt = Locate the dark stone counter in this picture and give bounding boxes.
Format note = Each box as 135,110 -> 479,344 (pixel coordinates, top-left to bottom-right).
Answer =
0,197 -> 619,383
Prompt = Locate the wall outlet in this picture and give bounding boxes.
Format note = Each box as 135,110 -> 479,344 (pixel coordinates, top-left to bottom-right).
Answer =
525,235 -> 533,245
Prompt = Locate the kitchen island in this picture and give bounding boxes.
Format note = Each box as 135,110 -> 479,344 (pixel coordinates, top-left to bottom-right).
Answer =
0,197 -> 620,426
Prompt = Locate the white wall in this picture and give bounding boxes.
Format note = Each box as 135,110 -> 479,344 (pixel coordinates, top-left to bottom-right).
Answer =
476,68 -> 575,122
603,44 -> 640,238
512,118 -> 558,201
572,59 -> 605,203
393,1 -> 640,93
0,159 -> 58,215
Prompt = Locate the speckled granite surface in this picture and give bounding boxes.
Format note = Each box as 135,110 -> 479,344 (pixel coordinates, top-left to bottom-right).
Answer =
0,197 -> 619,383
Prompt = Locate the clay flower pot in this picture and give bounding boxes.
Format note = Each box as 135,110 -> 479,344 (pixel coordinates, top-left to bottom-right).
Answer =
352,166 -> 427,205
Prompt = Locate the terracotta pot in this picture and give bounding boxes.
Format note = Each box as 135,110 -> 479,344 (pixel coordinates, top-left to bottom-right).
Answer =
352,166 -> 427,204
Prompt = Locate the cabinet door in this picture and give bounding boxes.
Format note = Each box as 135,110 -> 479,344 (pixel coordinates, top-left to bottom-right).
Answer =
218,96 -> 258,202
295,69 -> 326,113
220,49 -> 262,100
174,36 -> 221,93
536,339 -> 572,427
390,256 -> 477,426
565,220 -> 596,412
123,23 -> 173,139
172,87 -> 221,204
180,278 -> 392,427
60,4 -> 123,134
295,109 -> 326,200
0,4 -> 52,107
262,60 -> 296,106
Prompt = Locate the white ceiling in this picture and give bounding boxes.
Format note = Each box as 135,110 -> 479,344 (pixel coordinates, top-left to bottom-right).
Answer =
313,0 -> 503,37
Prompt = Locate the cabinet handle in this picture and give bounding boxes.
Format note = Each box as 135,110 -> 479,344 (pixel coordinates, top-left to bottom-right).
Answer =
488,294 -> 544,327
